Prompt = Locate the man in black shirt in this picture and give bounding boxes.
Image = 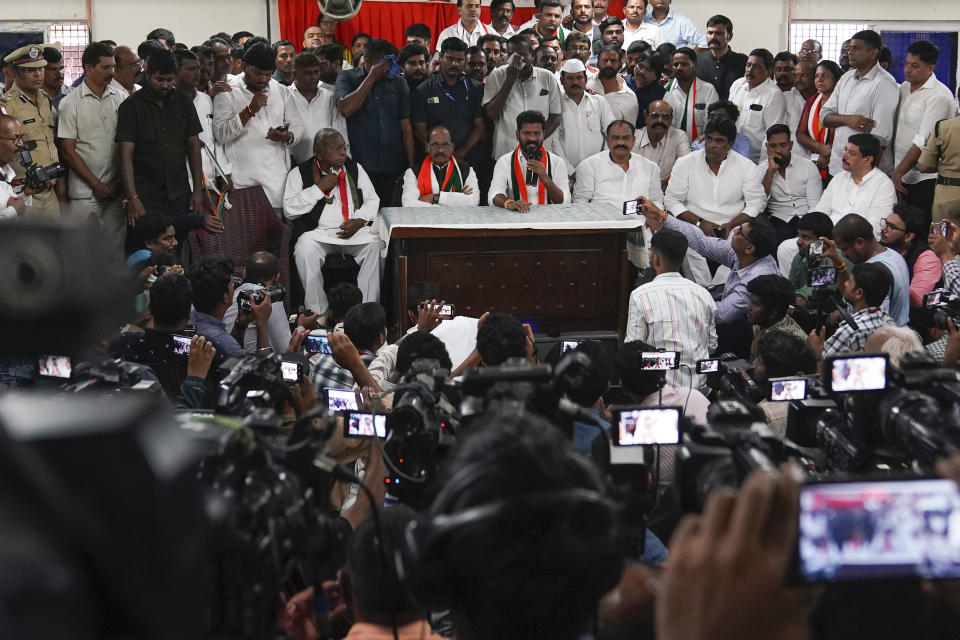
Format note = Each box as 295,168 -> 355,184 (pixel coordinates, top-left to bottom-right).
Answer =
695,14 -> 747,101
116,49 -> 204,225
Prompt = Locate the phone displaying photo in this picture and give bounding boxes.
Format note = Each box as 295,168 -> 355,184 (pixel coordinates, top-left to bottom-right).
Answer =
344,411 -> 387,439
769,377 -> 807,402
613,406 -> 681,445
37,355 -> 71,379
325,388 -> 360,412
933,221 -> 950,236
438,304 -> 455,319
560,340 -> 581,354
281,360 -> 301,383
925,290 -> 943,307
809,239 -> 825,257
825,354 -> 887,393
640,351 -> 679,370
623,200 -> 640,215
795,477 -> 960,582
304,334 -> 331,355
172,334 -> 192,355
696,358 -> 719,374
808,266 -> 838,288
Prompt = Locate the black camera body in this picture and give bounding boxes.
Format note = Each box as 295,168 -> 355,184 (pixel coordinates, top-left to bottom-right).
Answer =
17,141 -> 66,191
216,353 -> 293,415
923,288 -> 960,330
237,284 -> 286,312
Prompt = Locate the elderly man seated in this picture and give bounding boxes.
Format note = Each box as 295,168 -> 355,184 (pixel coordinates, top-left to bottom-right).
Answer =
401,125 -> 480,207
283,128 -> 383,316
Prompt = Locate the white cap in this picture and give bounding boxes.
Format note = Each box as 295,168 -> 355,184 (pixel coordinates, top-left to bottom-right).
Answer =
559,59 -> 587,74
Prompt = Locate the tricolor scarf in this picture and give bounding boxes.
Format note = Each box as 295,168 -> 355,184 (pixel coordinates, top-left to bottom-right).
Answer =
679,79 -> 698,141
315,159 -> 360,221
510,146 -> 552,204
417,157 -> 464,196
809,93 -> 828,144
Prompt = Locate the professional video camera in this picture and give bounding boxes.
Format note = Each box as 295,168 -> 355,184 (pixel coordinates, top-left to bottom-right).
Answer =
704,353 -> 764,403
923,288 -> 960,330
60,357 -> 162,395
17,139 -> 66,191
237,284 -> 286,312
216,353 -> 294,415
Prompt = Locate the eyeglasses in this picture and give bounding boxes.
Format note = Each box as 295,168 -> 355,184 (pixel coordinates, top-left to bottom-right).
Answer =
880,218 -> 906,232
567,45 -> 590,52
122,59 -> 143,69
0,134 -> 25,144
799,47 -> 821,54
428,141 -> 454,148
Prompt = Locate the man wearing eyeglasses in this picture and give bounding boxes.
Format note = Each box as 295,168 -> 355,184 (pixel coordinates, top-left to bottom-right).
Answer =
0,114 -> 34,218
878,202 -> 941,311
401,125 -> 479,207
633,100 -> 689,191
111,46 -> 142,96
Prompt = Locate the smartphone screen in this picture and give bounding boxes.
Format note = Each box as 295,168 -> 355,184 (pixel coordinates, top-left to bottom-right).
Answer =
623,200 -> 640,215
304,335 -> 331,355
344,412 -> 387,439
796,478 -> 960,582
640,351 -> 678,370
809,240 -> 824,256
325,388 -> 359,411
809,266 -> 838,288
560,340 -> 581,354
172,334 -> 192,355
827,355 -> 887,393
769,377 -> 807,402
37,355 -> 71,379
696,358 -> 719,374
281,361 -> 300,382
614,407 -> 681,445
439,304 -> 455,319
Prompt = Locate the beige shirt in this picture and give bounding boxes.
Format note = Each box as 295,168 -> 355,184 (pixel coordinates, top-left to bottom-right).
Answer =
586,75 -> 640,129
634,125 -> 691,179
53,80 -> 126,199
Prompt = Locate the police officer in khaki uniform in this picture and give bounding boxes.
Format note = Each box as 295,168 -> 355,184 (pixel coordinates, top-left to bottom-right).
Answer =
918,114 -> 960,223
0,44 -> 62,216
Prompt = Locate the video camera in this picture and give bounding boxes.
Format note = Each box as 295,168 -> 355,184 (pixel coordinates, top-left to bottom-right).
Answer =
237,284 -> 286,312
216,352 -> 294,415
704,353 -> 763,403
17,139 -> 66,191
923,289 -> 960,330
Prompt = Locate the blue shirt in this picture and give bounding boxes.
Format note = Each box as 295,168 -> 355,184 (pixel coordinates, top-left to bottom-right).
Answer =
867,248 -> 911,326
334,66 -> 412,174
642,8 -> 707,48
412,74 -> 484,164
691,132 -> 753,160
190,309 -> 244,365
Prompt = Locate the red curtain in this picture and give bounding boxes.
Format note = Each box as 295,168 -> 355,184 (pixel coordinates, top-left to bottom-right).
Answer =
278,0 -> 623,52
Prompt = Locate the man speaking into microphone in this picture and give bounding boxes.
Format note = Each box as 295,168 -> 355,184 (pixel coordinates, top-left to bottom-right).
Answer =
490,110 -> 569,212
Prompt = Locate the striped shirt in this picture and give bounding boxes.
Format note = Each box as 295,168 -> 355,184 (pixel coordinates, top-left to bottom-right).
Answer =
625,271 -> 718,390
822,307 -> 893,358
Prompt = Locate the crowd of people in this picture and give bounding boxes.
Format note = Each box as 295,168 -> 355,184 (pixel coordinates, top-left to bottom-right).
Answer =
4,1 -> 960,637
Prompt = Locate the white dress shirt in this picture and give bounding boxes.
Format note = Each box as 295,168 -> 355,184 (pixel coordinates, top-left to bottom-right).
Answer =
663,78 -> 718,142
820,63 -> 900,175
483,66 -> 562,160
783,87 -> 810,158
0,163 -> 30,219
586,75 -> 640,128
436,20 -> 491,49
729,77 -> 787,162
894,73 -> 956,184
626,271 -> 718,391
282,162 -> 380,245
490,147 -> 570,205
762,155 -> 823,222
400,162 -> 481,207
213,76 -> 293,207
572,150 -> 663,207
634,126 -> 691,180
814,167 -> 896,238
284,83 -> 341,164
550,92 -> 615,175
664,148 -> 767,224
622,22 -> 666,51
486,23 -> 517,38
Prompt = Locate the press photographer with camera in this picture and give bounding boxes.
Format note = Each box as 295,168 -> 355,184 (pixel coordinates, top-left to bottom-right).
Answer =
313,302 -> 387,390
0,114 -> 55,218
746,274 -> 808,361
785,211 -> 834,306
808,262 -> 894,359
879,202 -> 941,311
753,331 -> 817,435
927,218 -> 960,299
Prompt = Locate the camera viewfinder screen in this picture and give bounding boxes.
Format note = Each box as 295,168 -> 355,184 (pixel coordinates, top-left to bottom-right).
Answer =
304,335 -> 332,355
641,351 -> 678,370
697,359 -> 719,374
925,291 -> 943,307
326,388 -> 359,412
346,412 -> 387,439
172,335 -> 192,355
560,340 -> 581,354
770,377 -> 807,402
830,356 -> 886,392
38,355 -> 71,379
616,408 -> 680,445
798,479 -> 960,582
810,267 -> 837,287
281,361 -> 299,382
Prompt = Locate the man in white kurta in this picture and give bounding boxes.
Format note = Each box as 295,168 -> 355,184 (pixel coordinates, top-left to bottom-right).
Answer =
489,110 -> 570,210
401,126 -> 480,207
550,59 -> 615,176
728,50 -> 786,162
283,129 -> 383,314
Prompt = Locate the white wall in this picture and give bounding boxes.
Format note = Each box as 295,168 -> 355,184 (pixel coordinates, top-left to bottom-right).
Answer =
790,0 -> 960,22
655,0 -> 789,53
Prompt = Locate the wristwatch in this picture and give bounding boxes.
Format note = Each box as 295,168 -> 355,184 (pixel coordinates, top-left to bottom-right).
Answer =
432,193 -> 440,205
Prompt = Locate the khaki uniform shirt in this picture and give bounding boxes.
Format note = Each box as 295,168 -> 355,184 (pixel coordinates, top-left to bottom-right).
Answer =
919,115 -> 960,221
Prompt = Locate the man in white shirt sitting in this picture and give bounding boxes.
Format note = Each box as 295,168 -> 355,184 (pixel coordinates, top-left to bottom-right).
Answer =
728,48 -> 786,162
212,42 -> 295,212
634,99 -> 690,191
283,129 -> 383,316
550,59 -> 615,177
759,123 -> 823,244
490,110 -> 570,211
814,132 -> 896,238
401,125 -> 480,207
436,0 -> 491,49
573,119 -> 661,268
621,0 -> 666,51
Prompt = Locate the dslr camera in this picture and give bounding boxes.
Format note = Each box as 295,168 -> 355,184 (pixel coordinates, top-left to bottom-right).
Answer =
923,288 -> 960,330
17,140 -> 67,191
237,284 -> 286,312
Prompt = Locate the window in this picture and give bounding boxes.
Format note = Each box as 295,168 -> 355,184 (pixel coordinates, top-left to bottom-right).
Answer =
789,22 -> 870,65
48,23 -> 89,86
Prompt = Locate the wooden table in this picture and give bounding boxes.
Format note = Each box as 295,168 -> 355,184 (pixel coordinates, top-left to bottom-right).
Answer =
378,204 -> 643,336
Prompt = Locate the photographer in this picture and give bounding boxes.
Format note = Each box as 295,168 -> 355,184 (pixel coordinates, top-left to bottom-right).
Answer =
786,211 -> 834,306
221,251 -> 319,354
474,312 -> 536,367
313,302 -> 386,390
327,282 -> 363,332
746,274 -> 808,361
753,332 -> 817,435
555,341 -> 613,456
926,219 -> 960,299
879,201 -> 941,310
808,262 -> 894,360
0,114 -> 48,218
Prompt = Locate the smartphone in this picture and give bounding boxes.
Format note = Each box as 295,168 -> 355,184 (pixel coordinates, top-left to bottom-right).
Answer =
696,358 -> 720,374
304,334 -> 331,355
808,266 -> 838,288
172,334 -> 192,355
560,339 -> 581,354
639,351 -> 679,370
325,387 -> 360,412
925,290 -> 944,307
344,411 -> 387,439
438,304 -> 455,319
769,376 -> 808,402
281,360 -> 302,383
794,477 -> 960,582
623,199 -> 640,215
37,355 -> 71,379
824,353 -> 888,393
809,239 -> 825,257
612,406 -> 681,445
933,221 -> 950,236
